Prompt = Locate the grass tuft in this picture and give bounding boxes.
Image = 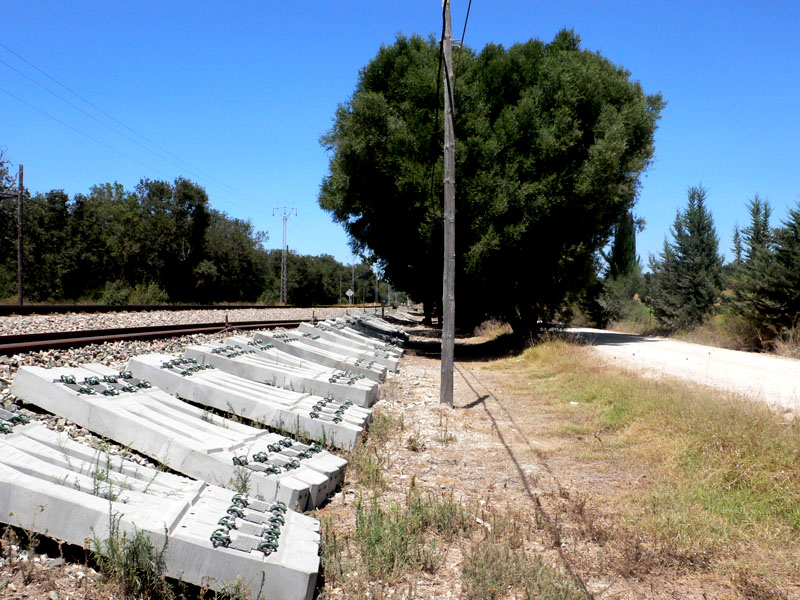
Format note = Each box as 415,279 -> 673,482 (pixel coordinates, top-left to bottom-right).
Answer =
461,508 -> 585,600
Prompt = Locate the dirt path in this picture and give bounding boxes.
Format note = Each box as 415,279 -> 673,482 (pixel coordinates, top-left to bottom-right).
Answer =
319,329 -> 766,599
567,327 -> 800,413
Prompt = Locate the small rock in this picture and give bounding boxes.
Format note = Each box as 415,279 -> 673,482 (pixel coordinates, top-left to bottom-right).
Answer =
49,590 -> 60,600
49,557 -> 65,568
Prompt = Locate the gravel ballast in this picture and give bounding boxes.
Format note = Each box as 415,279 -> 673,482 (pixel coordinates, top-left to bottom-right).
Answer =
0,306 -> 362,336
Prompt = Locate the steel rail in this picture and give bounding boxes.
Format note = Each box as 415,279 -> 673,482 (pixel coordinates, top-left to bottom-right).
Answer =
0,319 -> 304,355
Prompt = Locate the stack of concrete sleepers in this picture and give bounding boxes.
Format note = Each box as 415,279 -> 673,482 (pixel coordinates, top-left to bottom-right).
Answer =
0,420 -> 319,600
347,311 -> 409,343
248,330 -> 397,375
319,318 -> 406,354
185,342 -> 378,407
10,365 -> 346,510
295,322 -> 402,371
247,331 -> 387,381
126,354 -> 371,450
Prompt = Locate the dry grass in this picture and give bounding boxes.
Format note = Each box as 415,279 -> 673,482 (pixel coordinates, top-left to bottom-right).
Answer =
489,338 -> 800,583
472,319 -> 513,339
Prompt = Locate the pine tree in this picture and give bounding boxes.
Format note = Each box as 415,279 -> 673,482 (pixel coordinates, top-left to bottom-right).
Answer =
648,186 -> 723,330
769,203 -> 800,329
731,225 -> 743,266
730,196 -> 779,337
732,199 -> 800,338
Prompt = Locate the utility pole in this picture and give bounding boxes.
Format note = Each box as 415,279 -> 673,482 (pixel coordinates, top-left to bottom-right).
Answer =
16,164 -> 23,306
0,164 -> 24,305
273,206 -> 297,304
440,0 -> 456,408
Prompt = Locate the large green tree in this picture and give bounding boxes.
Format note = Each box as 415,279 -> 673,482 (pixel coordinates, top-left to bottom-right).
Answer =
319,30 -> 663,333
647,186 -> 723,330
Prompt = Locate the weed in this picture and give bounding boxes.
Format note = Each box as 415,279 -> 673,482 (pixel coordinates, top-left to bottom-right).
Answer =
319,482 -> 473,593
352,484 -> 472,580
231,465 -> 252,496
405,431 -> 425,452
367,411 -> 401,445
6,507 -> 45,585
91,510 -> 172,600
461,512 -> 586,600
434,413 -> 456,445
199,575 -> 254,599
461,508 -> 584,600
349,446 -> 385,489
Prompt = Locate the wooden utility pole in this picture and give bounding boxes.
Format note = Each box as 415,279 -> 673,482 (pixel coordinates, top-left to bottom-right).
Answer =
17,164 -> 23,306
440,0 -> 455,408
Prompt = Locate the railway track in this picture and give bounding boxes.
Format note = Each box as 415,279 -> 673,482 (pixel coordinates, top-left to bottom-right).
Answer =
0,319 -> 305,354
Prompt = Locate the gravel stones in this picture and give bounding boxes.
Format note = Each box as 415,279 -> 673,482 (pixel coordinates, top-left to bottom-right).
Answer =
0,307 -> 357,336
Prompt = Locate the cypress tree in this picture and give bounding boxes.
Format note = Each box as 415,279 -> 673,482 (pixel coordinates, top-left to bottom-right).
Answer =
608,211 -> 637,279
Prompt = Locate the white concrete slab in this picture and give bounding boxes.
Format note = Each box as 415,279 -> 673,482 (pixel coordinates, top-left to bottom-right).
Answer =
297,321 -> 401,356
270,328 -> 400,372
251,331 -> 387,382
10,365 -> 345,510
329,317 -> 406,351
126,354 -> 371,450
185,343 -> 378,407
348,312 -> 409,343
0,422 -> 319,600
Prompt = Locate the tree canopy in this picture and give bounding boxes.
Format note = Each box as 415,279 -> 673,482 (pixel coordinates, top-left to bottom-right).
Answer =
319,30 -> 663,332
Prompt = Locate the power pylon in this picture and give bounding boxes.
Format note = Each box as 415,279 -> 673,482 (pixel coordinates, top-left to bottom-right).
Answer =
273,206 -> 297,304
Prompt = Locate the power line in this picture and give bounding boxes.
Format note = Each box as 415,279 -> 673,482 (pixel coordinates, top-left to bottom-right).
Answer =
425,9 -> 447,215
0,41 -> 261,205
0,80 -> 269,219
455,0 -> 473,73
0,86 -> 173,179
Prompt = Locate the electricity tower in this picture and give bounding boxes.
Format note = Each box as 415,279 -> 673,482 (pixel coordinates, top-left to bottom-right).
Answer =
273,206 -> 297,304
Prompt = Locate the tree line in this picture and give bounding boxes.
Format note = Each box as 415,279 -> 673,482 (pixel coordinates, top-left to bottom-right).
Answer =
0,157 -> 381,306
597,185 -> 800,350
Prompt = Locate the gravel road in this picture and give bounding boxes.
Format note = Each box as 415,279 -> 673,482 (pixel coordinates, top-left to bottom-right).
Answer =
567,327 -> 800,413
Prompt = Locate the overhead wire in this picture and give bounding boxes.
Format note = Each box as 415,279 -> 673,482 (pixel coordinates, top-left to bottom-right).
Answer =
0,44 -> 282,226
0,44 -> 352,259
0,57 -> 254,208
0,41 -> 257,205
0,86 -> 173,180
425,4 -> 447,214
455,0 -> 473,73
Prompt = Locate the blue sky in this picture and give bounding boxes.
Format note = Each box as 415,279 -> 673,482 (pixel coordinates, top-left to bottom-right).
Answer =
2,1 -> 799,268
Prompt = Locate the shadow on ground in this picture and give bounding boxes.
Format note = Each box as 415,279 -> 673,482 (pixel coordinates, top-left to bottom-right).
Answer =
564,328 -> 654,347
407,331 -> 527,362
